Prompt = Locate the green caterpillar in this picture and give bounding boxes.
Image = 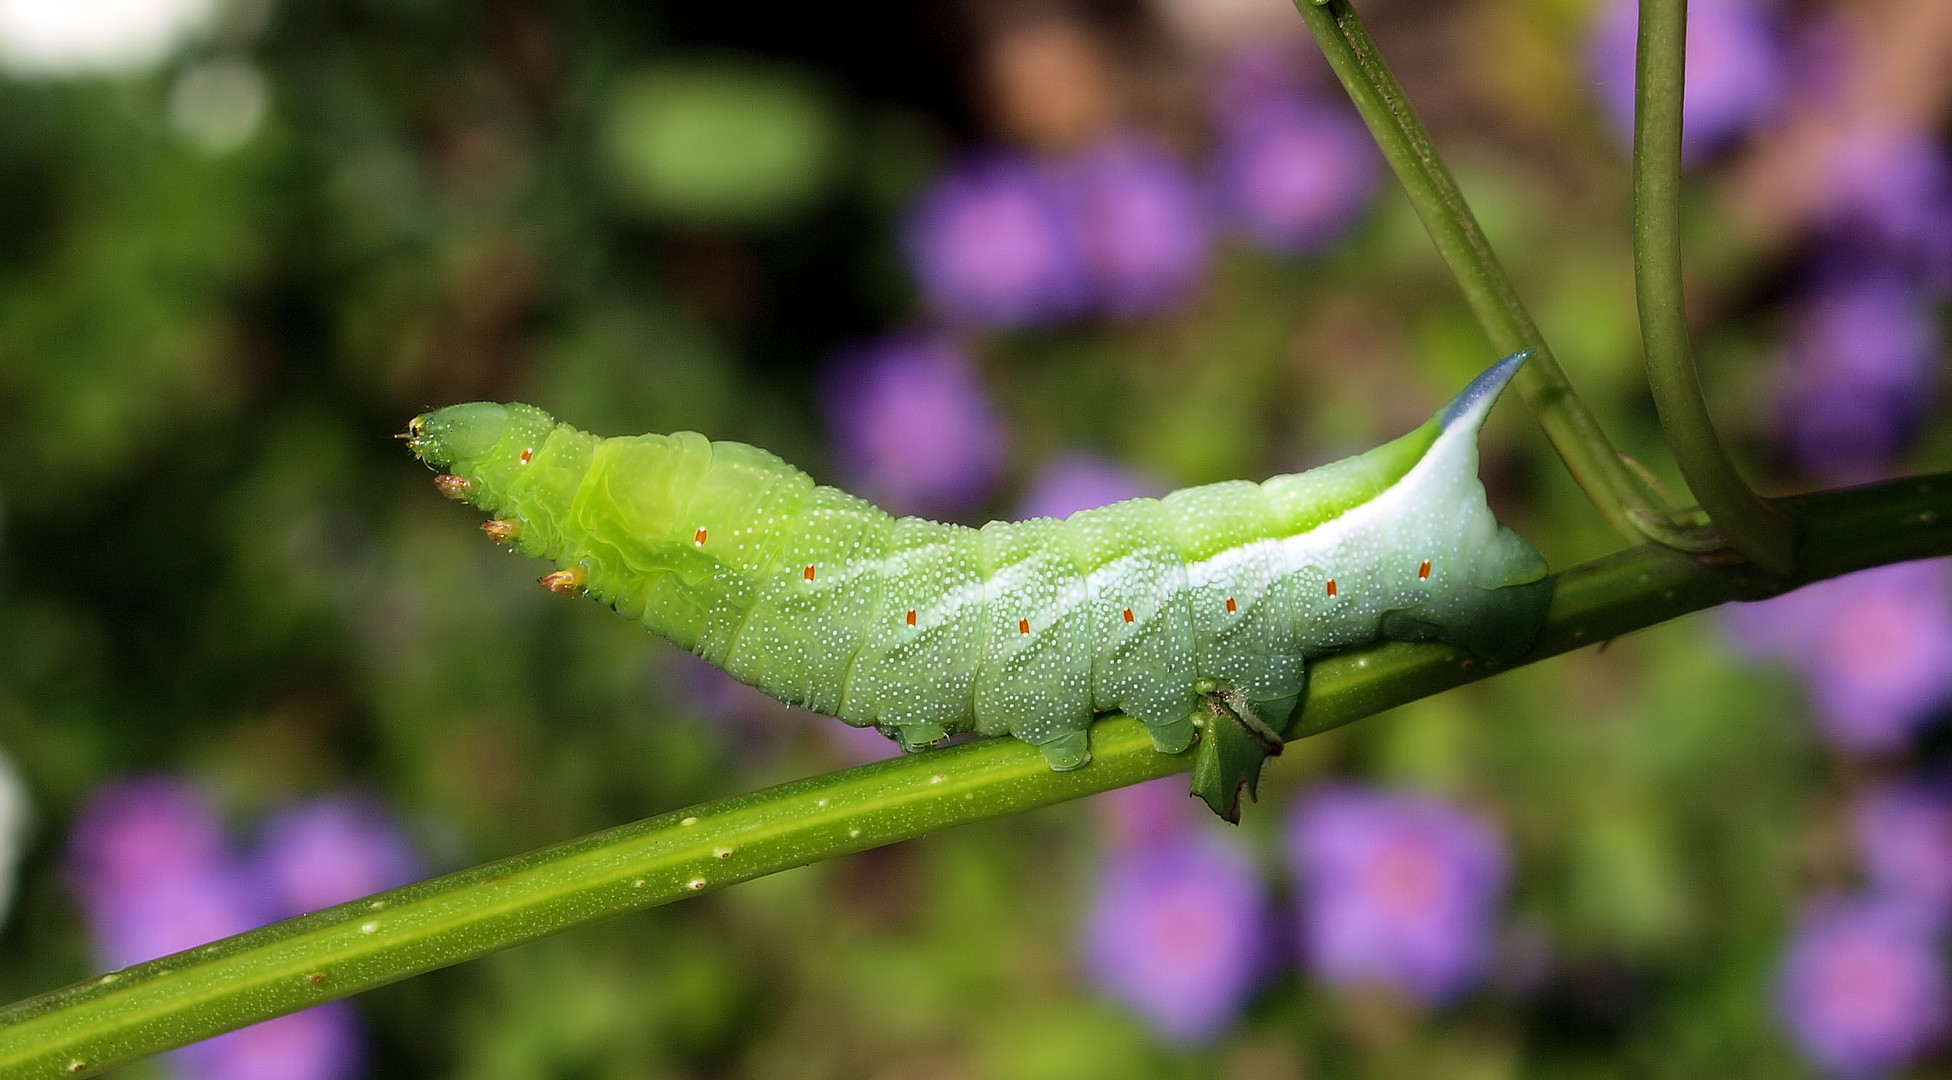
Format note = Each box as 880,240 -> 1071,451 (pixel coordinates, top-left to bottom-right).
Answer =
406,351 -> 1552,820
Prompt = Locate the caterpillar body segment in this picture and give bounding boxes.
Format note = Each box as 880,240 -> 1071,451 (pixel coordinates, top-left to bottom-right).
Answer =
406,351 -> 1553,820
835,516 -> 984,748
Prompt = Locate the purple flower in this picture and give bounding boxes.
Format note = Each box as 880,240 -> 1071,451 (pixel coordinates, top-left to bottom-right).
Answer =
675,650 -> 788,725
173,1002 -> 367,1080
66,779 -> 265,971
903,153 -> 1089,327
256,795 -> 422,918
822,335 -> 1007,517
1204,42 -> 1314,127
1286,786 -> 1509,1006
1854,783 -> 1952,928
671,649 -> 897,766
67,777 -> 229,912
1588,0 -> 1786,163
87,870 -> 264,973
1777,269 -> 1940,482
1723,559 -> 1952,754
1053,135 -> 1210,317
1811,128 -> 1952,290
1016,454 -> 1160,521
822,721 -> 903,766
1093,775 -> 1199,852
66,778 -> 369,1080
1082,831 -> 1273,1042
1212,97 -> 1379,254
1776,897 -> 1948,1079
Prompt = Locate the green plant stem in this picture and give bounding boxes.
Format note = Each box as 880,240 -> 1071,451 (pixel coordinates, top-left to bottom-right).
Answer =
1291,0 -> 1690,549
4,473 -> 1949,1079
1632,0 -> 1799,573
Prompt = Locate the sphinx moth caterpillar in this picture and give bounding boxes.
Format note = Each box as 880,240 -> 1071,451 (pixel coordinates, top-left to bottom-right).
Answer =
406,351 -> 1552,820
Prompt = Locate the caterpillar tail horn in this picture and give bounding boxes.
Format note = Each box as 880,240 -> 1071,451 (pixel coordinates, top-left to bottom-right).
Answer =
1187,349 -> 1533,821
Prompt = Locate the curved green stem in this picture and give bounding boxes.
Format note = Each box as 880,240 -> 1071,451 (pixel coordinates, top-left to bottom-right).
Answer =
1632,0 -> 1799,573
1291,0 -> 1698,550
4,473 -> 1949,1079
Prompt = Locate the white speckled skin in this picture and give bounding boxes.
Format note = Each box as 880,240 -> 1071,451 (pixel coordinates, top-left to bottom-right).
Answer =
410,354 -> 1552,772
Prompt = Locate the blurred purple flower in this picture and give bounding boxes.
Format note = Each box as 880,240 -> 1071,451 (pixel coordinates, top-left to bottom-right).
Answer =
173,1003 -> 367,1080
1777,269 -> 1940,482
1811,128 -> 1952,290
66,779 -> 266,972
1212,99 -> 1379,253
1016,454 -> 1159,521
669,649 -> 897,766
1776,897 -> 1948,1079
903,153 -> 1089,327
1093,775 -> 1198,852
1054,135 -> 1211,317
1082,831 -> 1273,1042
1854,783 -> 1952,928
1286,786 -> 1509,1006
87,870 -> 264,974
823,335 -> 1007,517
257,795 -> 422,918
1588,0 -> 1786,163
675,650 -> 786,724
822,721 -> 903,766
67,777 -> 229,911
1204,41 -> 1314,127
1724,559 -> 1952,754
67,778 -> 368,1080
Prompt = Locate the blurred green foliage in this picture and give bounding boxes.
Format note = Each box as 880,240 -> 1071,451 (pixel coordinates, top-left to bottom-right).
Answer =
0,0 -> 1941,1077
602,59 -> 844,226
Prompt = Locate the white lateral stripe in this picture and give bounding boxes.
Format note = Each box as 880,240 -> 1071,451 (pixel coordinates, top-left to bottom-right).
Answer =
870,405 -> 1484,634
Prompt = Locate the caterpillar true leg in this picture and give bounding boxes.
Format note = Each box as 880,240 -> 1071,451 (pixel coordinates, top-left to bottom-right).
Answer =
539,566 -> 588,595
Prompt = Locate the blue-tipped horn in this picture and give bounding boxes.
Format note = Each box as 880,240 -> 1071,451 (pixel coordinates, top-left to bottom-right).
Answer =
1438,349 -> 1532,430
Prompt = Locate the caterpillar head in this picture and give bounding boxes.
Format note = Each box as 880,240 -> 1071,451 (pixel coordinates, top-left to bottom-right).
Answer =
404,402 -> 556,508
405,403 -> 519,470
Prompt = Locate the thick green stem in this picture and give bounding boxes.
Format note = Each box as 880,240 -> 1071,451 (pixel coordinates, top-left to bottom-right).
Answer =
1292,0 -> 1694,549
1632,0 -> 1799,573
4,473 -> 1949,1079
